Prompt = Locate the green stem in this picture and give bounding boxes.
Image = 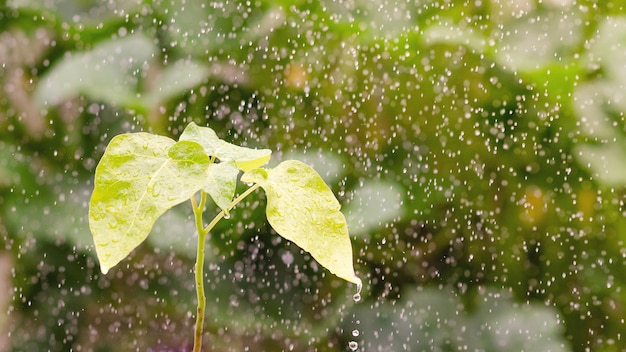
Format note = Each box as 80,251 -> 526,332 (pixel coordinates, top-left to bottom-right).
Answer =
192,192 -> 208,352
202,184 -> 260,233
190,184 -> 261,352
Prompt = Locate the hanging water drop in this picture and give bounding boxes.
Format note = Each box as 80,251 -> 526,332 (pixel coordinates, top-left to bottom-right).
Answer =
348,341 -> 358,351
352,282 -> 362,302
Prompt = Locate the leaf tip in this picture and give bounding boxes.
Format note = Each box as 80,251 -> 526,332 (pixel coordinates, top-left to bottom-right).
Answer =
346,274 -> 362,287
100,265 -> 110,275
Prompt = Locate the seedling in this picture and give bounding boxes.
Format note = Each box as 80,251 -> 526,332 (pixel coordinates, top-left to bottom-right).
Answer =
88,122 -> 361,351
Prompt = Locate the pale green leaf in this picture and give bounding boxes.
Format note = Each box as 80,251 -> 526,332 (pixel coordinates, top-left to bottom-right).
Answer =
587,17 -> 626,84
89,134 -> 210,274
422,18 -> 487,53
179,122 -> 271,171
344,179 -> 404,238
142,60 -> 211,109
575,143 -> 626,187
34,34 -> 155,108
241,160 -> 360,286
204,160 -> 239,214
494,9 -> 582,72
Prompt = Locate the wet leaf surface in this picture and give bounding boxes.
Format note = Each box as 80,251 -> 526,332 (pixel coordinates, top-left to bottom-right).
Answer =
242,160 -> 361,286
179,122 -> 272,171
89,134 -> 210,273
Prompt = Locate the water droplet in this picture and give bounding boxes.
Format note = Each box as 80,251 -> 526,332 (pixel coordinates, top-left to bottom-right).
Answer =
352,282 -> 362,302
348,341 -> 358,351
223,211 -> 231,219
351,329 -> 359,337
281,251 -> 294,266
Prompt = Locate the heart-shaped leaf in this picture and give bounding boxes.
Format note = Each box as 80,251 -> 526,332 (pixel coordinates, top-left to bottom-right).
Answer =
179,122 -> 271,171
241,160 -> 361,286
89,134 -> 211,273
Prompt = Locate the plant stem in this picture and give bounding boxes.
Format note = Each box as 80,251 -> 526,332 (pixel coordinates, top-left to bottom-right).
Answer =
192,191 -> 208,352
190,184 -> 260,352
203,184 -> 260,233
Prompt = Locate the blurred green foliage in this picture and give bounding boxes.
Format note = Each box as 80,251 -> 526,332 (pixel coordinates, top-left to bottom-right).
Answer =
2,0 -> 626,351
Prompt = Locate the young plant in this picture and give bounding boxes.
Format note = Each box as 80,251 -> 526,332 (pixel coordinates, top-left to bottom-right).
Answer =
88,122 -> 361,351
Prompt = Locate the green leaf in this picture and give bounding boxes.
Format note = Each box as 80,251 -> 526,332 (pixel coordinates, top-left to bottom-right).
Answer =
179,122 -> 271,171
34,34 -> 155,108
204,160 -> 239,214
575,142 -> 626,187
493,9 -> 582,72
142,60 -> 211,109
241,160 -> 361,286
344,179 -> 404,238
89,134 -> 211,274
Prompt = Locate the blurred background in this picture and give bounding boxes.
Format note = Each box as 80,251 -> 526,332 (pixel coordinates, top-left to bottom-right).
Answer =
2,0 -> 626,350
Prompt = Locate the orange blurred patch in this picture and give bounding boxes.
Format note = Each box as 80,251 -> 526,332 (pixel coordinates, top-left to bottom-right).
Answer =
284,63 -> 309,90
